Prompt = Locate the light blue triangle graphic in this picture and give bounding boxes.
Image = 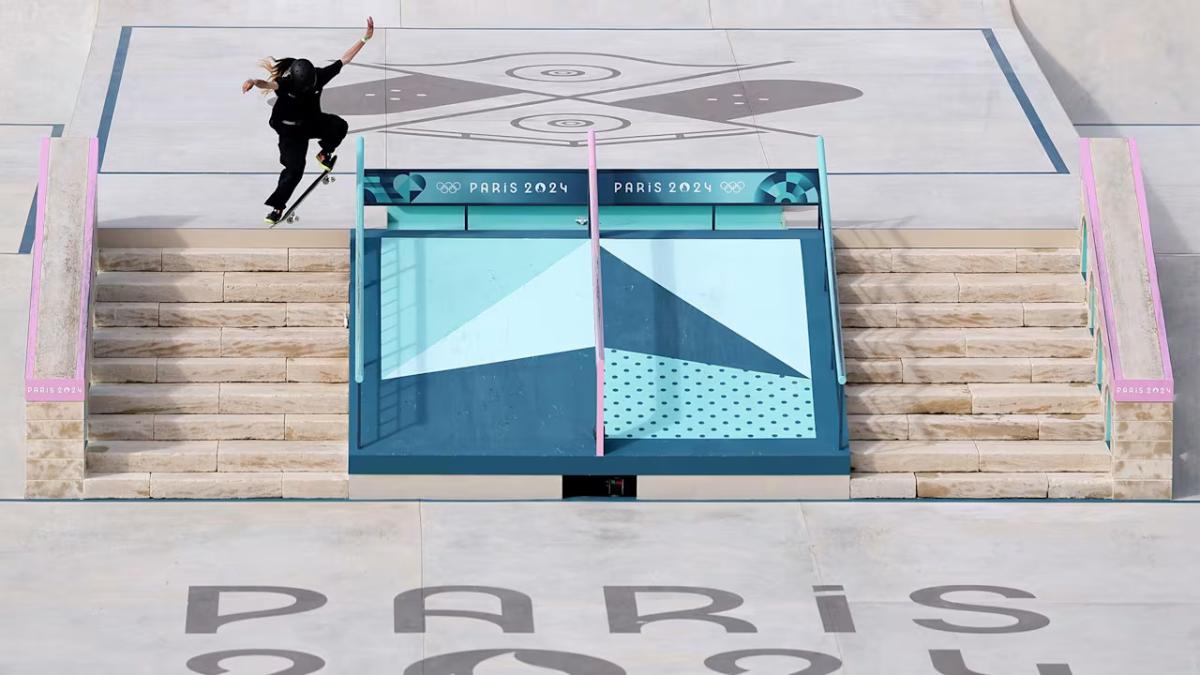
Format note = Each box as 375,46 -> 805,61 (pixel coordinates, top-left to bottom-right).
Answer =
385,244 -> 594,379
380,238 -> 585,377
601,239 -> 811,377
604,349 -> 815,439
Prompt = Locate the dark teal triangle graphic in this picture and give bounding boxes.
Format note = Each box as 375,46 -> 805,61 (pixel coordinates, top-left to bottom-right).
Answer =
601,250 -> 802,378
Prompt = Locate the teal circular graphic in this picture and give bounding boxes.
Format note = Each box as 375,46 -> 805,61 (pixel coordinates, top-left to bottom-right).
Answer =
391,173 -> 427,203
755,171 -> 820,204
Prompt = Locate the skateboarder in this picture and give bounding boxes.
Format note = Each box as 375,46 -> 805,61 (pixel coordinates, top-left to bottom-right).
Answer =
243,17 -> 375,224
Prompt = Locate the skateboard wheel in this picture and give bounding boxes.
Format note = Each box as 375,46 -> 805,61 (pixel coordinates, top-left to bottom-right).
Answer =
327,176 -> 337,184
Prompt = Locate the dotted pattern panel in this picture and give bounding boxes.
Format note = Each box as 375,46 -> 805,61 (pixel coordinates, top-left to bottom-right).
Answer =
604,348 -> 816,439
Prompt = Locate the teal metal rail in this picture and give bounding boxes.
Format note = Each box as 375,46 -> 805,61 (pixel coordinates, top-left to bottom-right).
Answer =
816,136 -> 846,386
354,136 -> 365,385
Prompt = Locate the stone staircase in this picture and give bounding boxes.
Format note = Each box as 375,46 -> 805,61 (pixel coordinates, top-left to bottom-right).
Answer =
82,246 -> 350,498
838,244 -> 1112,498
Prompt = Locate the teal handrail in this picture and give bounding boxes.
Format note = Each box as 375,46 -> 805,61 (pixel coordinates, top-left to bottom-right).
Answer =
816,136 -> 846,386
354,136 -> 365,385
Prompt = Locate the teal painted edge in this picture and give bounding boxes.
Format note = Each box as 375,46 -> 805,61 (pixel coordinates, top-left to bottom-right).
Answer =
1105,391 -> 1112,446
817,137 -> 846,387
354,136 -> 365,385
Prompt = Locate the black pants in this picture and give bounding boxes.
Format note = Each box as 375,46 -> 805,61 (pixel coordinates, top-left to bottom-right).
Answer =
265,113 -> 349,209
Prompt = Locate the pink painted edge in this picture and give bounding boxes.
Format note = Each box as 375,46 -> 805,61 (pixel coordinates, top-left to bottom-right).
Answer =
1127,138 -> 1175,391
75,138 -> 99,381
587,130 -> 605,457
1079,139 -> 1123,382
24,138 -> 51,398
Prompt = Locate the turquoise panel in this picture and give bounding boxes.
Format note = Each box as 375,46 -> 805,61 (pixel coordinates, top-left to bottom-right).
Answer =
714,205 -> 783,230
604,349 -> 816,440
468,205 -> 587,230
600,206 -> 711,230
378,237 -> 582,378
387,205 -> 465,230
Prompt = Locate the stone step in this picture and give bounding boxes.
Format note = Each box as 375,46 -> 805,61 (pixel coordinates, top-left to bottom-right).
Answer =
916,472 -> 1049,498
843,327 -> 1092,359
969,383 -> 1101,414
1023,303 -> 1088,327
83,472 -> 151,499
86,440 -> 217,473
149,472 -> 283,499
218,383 -> 348,414
96,272 -> 223,302
221,327 -> 348,358
159,303 -> 286,327
223,272 -> 348,303
849,472 -> 916,499
160,248 -> 288,272
890,249 -> 1018,273
958,274 -> 1084,303
847,414 -> 1104,442
851,441 -> 979,472
846,384 -> 972,415
838,273 -> 959,304
1039,414 -> 1105,440
88,414 -> 155,440
840,302 -> 1088,329
92,358 -> 157,383
285,414 -> 348,441
95,302 -> 159,327
834,248 -> 1080,275
847,414 -> 908,440
286,303 -> 347,327
1030,358 -> 1094,383
217,441 -> 347,472
845,359 -> 902,383
976,441 -> 1111,472
907,414 -> 1039,440
283,472 -> 349,498
901,358 -> 1031,383
94,327 -> 221,358
286,358 -> 349,383
289,249 -> 350,272
156,357 -> 287,383
90,383 -> 219,415
152,414 -> 286,441
99,249 -> 161,272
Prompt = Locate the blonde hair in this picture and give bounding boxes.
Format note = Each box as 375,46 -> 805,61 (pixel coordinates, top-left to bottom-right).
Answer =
257,57 -> 295,93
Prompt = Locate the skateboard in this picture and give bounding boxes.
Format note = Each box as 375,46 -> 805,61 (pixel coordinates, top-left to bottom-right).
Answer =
272,155 -> 337,227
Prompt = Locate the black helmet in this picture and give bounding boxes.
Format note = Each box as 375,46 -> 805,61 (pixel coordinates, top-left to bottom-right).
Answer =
287,59 -> 316,93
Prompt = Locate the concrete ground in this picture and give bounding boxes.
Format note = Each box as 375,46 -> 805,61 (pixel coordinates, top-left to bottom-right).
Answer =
0,500 -> 1197,674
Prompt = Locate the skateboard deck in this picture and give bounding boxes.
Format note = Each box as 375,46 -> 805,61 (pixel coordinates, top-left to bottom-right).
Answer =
272,155 -> 337,228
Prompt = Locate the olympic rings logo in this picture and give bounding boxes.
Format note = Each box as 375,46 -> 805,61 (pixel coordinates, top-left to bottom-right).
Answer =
719,181 -> 746,193
435,182 -> 462,194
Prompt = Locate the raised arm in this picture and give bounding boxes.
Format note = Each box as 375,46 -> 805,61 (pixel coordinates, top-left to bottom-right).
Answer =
241,78 -> 279,94
341,16 -> 375,65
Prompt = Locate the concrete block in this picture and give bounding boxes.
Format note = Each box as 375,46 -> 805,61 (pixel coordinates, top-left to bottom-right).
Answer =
1113,459 -> 1173,480
350,475 -> 559,500
84,473 -> 151,499
850,472 -> 916,498
87,414 -> 155,440
94,302 -> 159,327
289,248 -> 349,272
1113,480 -> 1172,500
839,304 -> 897,328
1017,249 -> 1080,274
286,358 -> 349,383
219,383 -> 348,414
26,458 -> 85,481
838,273 -> 959,304
848,414 -> 908,440
154,414 -> 285,441
1112,402 -> 1173,421
977,440 -> 1111,472
218,441 -> 347,472
25,419 -> 84,440
846,384 -> 972,414
1023,303 -> 1087,327
970,383 -> 1101,414
91,358 -> 157,383
25,439 -> 84,460
835,249 -> 891,273
222,328 -> 348,358
25,402 -> 84,420
845,359 -> 902,383
25,480 -> 83,499
1048,473 -> 1112,499
86,441 -> 217,472
908,414 -> 1038,440
851,441 -> 978,472
636,476 -> 848,500
964,328 -> 1092,357
902,357 -> 1030,383
843,329 -> 965,358
917,472 -> 1048,498
897,303 -> 1024,328
1113,421 -> 1174,441
150,472 -> 283,499
286,303 -> 347,327
161,248 -> 288,272
90,383 -> 220,414
957,274 -> 1084,303
891,249 -> 1016,273
1038,415 -> 1105,441
156,358 -> 286,383
1030,358 -> 1094,383
285,414 -> 348,441
1111,440 -> 1173,460
159,303 -> 286,327
283,472 -> 348,498
99,248 -> 162,272
223,272 -> 348,302
93,327 -> 221,358
96,272 -> 223,302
